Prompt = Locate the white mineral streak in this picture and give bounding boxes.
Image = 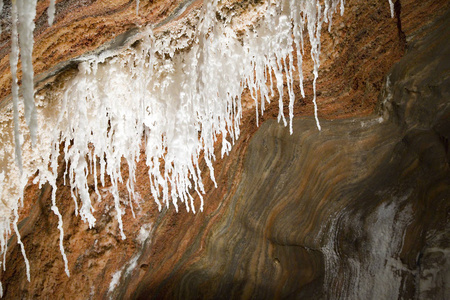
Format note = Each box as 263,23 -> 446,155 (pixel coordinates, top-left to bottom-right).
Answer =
108,223 -> 152,296
137,223 -> 153,245
108,270 -> 122,294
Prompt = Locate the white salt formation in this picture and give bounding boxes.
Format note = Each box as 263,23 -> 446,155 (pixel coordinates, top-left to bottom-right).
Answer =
0,0 -> 3,35
388,0 -> 395,18
0,0 -> 393,285
48,0 -> 56,25
16,0 -> 38,146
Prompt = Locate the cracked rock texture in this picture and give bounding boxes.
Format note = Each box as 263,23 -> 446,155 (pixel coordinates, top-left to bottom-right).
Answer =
0,0 -> 449,299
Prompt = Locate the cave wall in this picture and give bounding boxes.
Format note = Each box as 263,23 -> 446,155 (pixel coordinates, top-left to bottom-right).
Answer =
0,0 -> 448,299
130,9 -> 450,297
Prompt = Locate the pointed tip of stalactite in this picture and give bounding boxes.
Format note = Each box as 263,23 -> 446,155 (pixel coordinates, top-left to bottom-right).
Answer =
120,226 -> 127,240
315,119 -> 322,131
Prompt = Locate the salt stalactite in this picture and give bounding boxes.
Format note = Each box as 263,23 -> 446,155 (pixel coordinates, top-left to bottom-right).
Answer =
16,0 -> 38,146
388,0 -> 395,18
9,0 -> 38,174
48,0 -> 56,25
6,1 -> 37,283
9,0 -> 23,173
0,0 -> 394,285
13,206 -> 30,282
35,0 -> 346,232
0,0 -> 3,35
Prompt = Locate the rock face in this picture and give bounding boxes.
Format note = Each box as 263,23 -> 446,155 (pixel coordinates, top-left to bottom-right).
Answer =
0,0 -> 449,299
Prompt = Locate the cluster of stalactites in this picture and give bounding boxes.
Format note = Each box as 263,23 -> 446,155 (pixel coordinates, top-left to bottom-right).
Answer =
49,0 -> 345,225
1,0 -> 60,282
0,0 -> 358,284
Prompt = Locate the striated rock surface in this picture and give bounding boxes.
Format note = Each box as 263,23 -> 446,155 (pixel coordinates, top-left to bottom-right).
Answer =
0,0 -> 449,299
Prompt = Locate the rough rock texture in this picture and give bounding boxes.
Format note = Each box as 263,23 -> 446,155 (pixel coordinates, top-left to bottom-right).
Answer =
0,0 -> 449,299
